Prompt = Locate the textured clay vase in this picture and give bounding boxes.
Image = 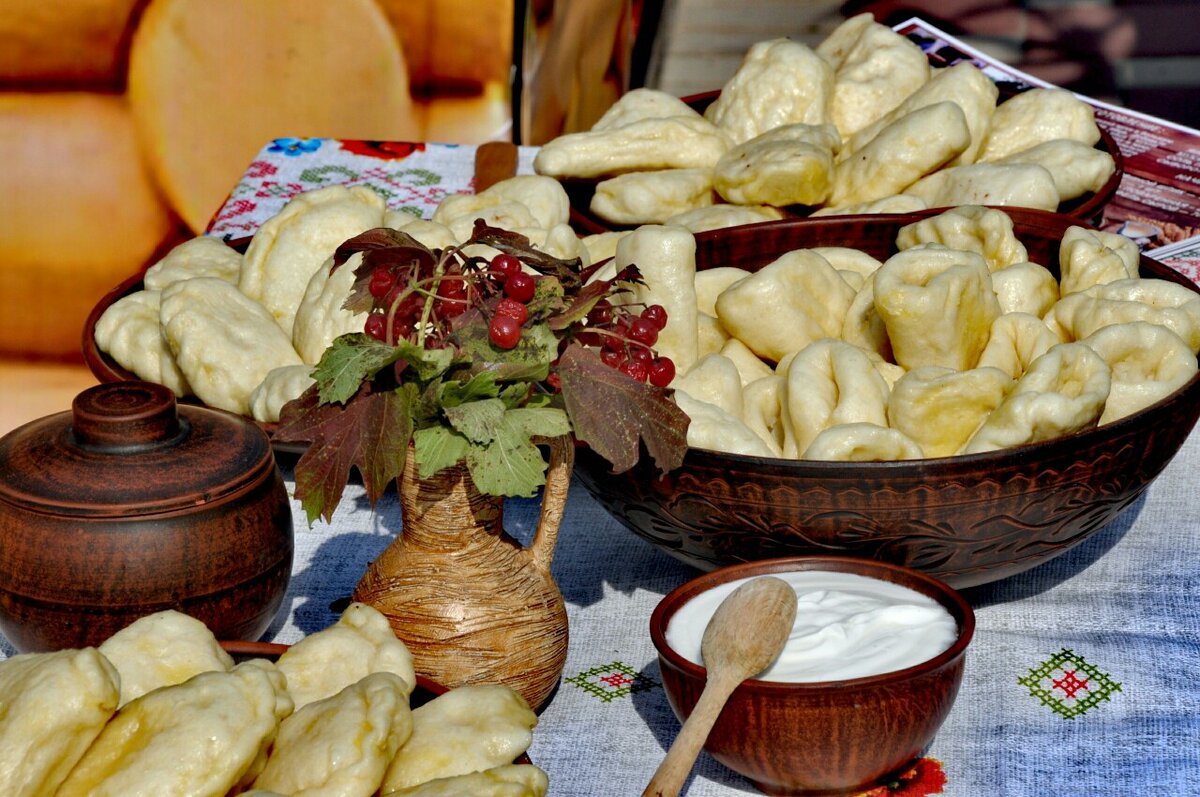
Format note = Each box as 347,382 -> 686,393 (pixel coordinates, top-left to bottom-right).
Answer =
0,381 -> 294,652
353,436 -> 573,710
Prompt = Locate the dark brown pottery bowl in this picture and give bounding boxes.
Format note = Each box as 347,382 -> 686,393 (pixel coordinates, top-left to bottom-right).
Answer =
0,381 -> 294,652
651,556 -> 973,795
574,208 -> 1200,588
564,87 -> 1124,235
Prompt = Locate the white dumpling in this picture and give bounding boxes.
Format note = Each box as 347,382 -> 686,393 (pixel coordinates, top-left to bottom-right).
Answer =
997,139 -> 1116,202
1045,278 -> 1200,353
249,364 -> 316,424
741,375 -> 789,458
1081,321 -> 1197,424
615,225 -> 700,373
902,162 -> 1060,211
895,205 -> 1029,272
695,266 -> 751,316
98,610 -> 233,707
712,123 -> 840,207
976,312 -> 1064,379
977,88 -> 1101,163
1058,225 -> 1140,296
532,115 -> 733,179
161,277 -> 303,416
802,422 -> 923,461
990,261 -> 1059,317
673,353 -> 744,418
142,235 -> 242,292
888,366 -> 1013,457
664,203 -> 783,232
93,289 -> 192,397
674,391 -> 777,457
292,253 -> 368,365
783,338 -> 891,457
591,168 -> 715,226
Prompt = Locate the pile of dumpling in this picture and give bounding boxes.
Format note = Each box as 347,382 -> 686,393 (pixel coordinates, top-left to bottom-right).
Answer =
94,176 -> 595,423
0,604 -> 546,797
595,205 -> 1199,461
533,13 -> 1116,227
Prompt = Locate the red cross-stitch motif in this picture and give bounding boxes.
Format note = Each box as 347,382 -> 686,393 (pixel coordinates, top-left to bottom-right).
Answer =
599,672 -> 633,688
1051,670 -> 1089,699
245,160 -> 278,179
214,198 -> 256,221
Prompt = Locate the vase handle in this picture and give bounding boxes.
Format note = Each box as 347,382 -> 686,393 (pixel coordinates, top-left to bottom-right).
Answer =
527,435 -> 574,575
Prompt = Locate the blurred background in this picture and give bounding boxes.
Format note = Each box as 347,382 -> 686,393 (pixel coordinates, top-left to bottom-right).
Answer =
2,0 -> 1198,435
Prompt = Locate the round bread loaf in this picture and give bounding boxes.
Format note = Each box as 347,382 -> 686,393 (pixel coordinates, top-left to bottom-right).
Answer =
0,0 -> 142,86
0,93 -> 177,359
127,0 -> 420,233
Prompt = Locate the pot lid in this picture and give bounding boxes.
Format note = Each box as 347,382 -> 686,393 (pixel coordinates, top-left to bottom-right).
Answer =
0,381 -> 276,518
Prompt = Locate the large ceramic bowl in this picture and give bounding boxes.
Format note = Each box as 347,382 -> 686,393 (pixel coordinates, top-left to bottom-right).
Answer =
574,208 -> 1200,588
564,85 -> 1124,235
651,556 -> 973,795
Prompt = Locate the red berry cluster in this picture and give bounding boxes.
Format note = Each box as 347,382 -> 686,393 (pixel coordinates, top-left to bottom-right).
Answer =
487,253 -> 536,349
584,300 -> 676,387
360,249 -> 535,349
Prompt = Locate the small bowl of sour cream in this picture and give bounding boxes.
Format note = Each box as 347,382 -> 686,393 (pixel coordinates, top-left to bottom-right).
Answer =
650,556 -> 974,796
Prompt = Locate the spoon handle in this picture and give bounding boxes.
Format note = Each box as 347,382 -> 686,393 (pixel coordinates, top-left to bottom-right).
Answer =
642,668 -> 743,797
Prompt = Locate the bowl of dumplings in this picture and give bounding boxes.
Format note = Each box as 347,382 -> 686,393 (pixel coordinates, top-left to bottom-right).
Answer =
538,14 -> 1123,236
0,604 -> 547,796
572,205 -> 1200,588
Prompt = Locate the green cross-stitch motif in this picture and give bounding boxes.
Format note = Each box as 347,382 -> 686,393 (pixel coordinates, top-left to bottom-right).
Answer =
387,168 -> 441,187
566,661 -> 658,703
1018,648 -> 1122,718
297,165 -> 361,184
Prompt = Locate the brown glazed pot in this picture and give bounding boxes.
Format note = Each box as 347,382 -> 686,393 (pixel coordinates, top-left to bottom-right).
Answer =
0,381 -> 294,652
575,208 -> 1200,588
650,557 -> 974,795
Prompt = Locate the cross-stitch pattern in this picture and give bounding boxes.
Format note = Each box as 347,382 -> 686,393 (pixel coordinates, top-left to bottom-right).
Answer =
565,662 -> 658,703
1018,648 -> 1122,718
853,758 -> 947,796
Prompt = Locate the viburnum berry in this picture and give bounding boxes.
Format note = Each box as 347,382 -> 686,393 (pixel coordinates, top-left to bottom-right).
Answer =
364,313 -> 387,341
369,268 -> 397,299
628,317 -> 659,346
489,314 -> 522,349
489,252 -> 521,279
628,345 -> 652,364
495,297 -> 529,325
587,301 -> 613,326
504,271 -> 536,303
619,359 -> 648,382
648,356 -> 676,387
600,349 -> 622,368
641,304 -> 668,330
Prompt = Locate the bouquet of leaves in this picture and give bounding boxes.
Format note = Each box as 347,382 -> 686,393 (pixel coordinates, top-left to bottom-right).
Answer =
275,222 -> 690,523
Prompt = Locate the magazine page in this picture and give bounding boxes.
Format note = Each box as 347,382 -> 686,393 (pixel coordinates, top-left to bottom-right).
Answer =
894,16 -> 1200,278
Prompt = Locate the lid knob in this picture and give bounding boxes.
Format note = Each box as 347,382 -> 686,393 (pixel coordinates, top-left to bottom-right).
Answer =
71,382 -> 182,449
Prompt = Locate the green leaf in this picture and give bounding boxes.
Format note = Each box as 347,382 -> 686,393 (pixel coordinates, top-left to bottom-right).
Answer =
394,339 -> 457,382
451,318 -> 558,383
557,344 -> 689,474
440,371 -> 502,408
413,426 -> 471,480
313,334 -> 405,404
504,406 -> 571,439
276,383 -> 414,523
465,429 -> 545,498
445,397 -> 506,444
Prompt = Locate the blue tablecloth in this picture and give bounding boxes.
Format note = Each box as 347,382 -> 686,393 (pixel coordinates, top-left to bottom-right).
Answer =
255,418 -> 1200,796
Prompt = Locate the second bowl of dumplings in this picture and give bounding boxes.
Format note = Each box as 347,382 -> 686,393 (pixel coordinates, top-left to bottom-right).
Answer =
573,206 -> 1200,588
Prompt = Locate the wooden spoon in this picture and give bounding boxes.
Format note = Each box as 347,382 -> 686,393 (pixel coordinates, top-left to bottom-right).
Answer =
644,575 -> 799,797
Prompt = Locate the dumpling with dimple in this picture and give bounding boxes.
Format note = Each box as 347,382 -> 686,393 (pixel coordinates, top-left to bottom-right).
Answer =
275,602 -> 415,711
1081,321 -> 1197,424
380,764 -> 549,797
712,123 -> 840,207
888,366 -> 1014,457
829,102 -> 970,208
292,252 -> 369,364
94,289 -> 191,397
964,342 -> 1111,454
977,88 -> 1101,162
239,185 -> 386,337
803,423 -> 923,461
0,648 -> 120,797
1044,278 -> 1200,353
591,168 -> 715,226
817,15 -> 930,139
378,685 -> 537,793
990,262 -> 1059,317
253,672 -> 413,797
783,338 -> 891,458
1058,225 -> 1139,296
715,249 -> 856,363
976,313 -> 1064,380
703,38 -> 834,144
895,205 -> 1029,272
142,235 -> 242,292
873,245 -> 1000,371
161,277 -> 303,416
98,609 -> 233,707
54,661 -> 293,797
674,391 -> 777,457
672,353 -> 745,418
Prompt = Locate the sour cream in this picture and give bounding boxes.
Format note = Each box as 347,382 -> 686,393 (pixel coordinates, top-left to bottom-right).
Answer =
664,570 -> 959,682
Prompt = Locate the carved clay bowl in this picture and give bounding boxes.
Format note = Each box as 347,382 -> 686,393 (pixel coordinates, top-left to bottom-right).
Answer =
574,208 -> 1200,588
650,557 -> 973,795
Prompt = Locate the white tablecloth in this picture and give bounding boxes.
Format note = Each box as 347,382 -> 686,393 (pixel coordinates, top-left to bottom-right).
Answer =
261,417 -> 1200,796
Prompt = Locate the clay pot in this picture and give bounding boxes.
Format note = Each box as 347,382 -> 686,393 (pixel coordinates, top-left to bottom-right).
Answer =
353,436 -> 573,710
0,381 -> 294,652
